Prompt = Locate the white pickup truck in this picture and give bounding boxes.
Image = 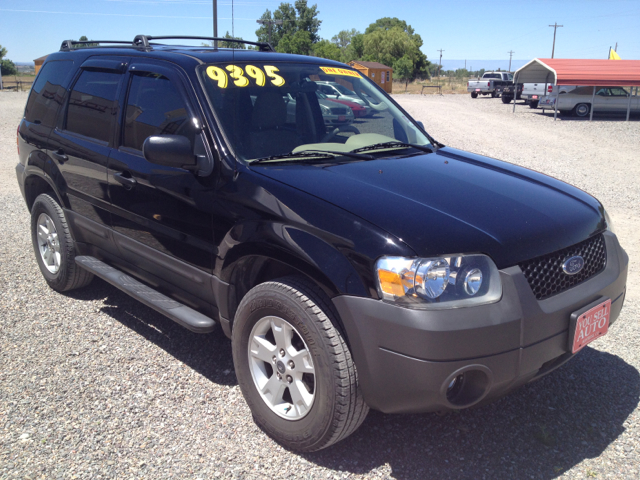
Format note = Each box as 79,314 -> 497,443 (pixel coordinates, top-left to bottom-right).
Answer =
525,84 -> 578,109
467,72 -> 513,98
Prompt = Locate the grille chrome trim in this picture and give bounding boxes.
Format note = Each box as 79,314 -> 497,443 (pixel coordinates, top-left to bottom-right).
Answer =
519,234 -> 607,300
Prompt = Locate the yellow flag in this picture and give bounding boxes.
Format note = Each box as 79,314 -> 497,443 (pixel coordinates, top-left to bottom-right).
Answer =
609,49 -> 622,60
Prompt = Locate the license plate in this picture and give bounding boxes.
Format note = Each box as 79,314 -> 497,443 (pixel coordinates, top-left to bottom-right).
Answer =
338,115 -> 346,121
475,88 -> 481,92
569,298 -> 611,354
532,95 -> 538,99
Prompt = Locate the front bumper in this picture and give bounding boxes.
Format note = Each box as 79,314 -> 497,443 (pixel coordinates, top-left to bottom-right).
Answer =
332,231 -> 628,414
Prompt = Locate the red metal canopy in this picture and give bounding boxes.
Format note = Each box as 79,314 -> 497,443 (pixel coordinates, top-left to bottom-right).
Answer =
514,58 -> 640,86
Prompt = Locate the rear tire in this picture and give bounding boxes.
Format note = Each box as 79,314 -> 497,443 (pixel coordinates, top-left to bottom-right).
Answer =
491,92 -> 498,98
31,193 -> 93,292
501,96 -> 512,104
232,276 -> 368,452
470,92 -> 478,99
574,103 -> 590,117
529,100 -> 539,109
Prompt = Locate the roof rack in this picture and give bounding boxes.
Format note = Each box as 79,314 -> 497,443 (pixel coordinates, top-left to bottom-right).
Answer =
60,40 -> 138,52
132,35 -> 275,52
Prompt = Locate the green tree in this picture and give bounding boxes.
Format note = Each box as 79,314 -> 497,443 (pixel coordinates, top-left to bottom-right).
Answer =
312,39 -> 341,61
76,36 -> 98,48
202,32 -> 246,49
276,30 -> 313,56
331,29 -> 363,63
394,55 -> 414,91
0,45 -> 17,76
1,59 -> 17,76
256,1 -> 321,51
362,18 -> 429,83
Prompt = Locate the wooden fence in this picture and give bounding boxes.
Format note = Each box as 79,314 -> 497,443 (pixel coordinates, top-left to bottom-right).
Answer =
0,78 -> 34,92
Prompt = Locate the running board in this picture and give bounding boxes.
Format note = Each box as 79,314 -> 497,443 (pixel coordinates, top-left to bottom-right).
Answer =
75,256 -> 216,333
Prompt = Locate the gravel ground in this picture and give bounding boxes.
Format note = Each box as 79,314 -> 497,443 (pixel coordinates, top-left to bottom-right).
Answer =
1,91 -> 639,479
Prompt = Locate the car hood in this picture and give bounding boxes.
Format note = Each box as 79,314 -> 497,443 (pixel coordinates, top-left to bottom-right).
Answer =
253,147 -> 605,268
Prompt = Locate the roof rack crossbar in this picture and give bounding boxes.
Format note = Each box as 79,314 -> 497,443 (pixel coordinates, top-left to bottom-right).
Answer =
133,35 -> 275,52
60,40 -> 139,52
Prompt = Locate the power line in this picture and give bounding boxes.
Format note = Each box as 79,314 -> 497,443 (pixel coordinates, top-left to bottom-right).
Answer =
549,23 -> 563,58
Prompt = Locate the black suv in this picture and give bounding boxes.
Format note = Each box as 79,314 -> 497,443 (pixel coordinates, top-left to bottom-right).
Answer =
16,36 -> 628,452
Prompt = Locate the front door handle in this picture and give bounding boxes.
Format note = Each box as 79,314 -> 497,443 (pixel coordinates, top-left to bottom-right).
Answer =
50,149 -> 68,163
113,171 -> 137,190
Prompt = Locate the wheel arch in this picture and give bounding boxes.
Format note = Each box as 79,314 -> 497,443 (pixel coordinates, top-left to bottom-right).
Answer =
23,171 -> 64,212
216,225 -> 373,338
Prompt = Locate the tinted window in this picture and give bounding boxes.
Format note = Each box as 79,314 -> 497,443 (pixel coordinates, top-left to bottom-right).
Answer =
123,73 -> 192,151
24,60 -> 72,127
66,69 -> 121,142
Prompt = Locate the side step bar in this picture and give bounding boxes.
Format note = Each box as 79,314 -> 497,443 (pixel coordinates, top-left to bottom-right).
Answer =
75,256 -> 216,333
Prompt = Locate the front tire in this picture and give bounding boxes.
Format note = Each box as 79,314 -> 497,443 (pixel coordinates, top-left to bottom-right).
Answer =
574,103 -> 590,117
232,276 -> 368,452
31,193 -> 93,292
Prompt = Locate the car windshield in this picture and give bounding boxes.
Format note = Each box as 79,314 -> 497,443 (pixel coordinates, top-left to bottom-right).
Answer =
198,63 -> 432,163
333,84 -> 355,95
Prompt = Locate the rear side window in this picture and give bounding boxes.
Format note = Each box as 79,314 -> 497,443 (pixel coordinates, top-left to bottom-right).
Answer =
66,69 -> 121,143
24,60 -> 72,127
122,72 -> 192,151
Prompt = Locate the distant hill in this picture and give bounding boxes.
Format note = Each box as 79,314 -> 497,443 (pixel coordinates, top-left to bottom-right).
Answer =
439,59 -> 529,72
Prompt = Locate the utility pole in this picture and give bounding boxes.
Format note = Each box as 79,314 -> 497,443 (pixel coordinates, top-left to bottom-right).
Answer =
549,23 -> 563,58
213,0 -> 217,48
437,49 -> 444,84
508,50 -> 514,72
256,19 -> 284,46
615,42 -> 618,52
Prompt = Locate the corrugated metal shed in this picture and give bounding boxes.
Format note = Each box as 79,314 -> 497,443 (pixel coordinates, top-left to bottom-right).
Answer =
515,58 -> 640,86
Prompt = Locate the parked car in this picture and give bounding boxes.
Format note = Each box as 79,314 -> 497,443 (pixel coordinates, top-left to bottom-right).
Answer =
523,84 -> 577,108
538,86 -> 639,116
468,72 -> 513,98
496,83 -> 523,103
315,81 -> 373,115
317,91 -> 367,118
17,36 -> 628,453
283,92 -> 354,126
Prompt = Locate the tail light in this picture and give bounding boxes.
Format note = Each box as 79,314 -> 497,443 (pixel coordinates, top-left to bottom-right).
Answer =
487,82 -> 490,87
548,85 -> 553,93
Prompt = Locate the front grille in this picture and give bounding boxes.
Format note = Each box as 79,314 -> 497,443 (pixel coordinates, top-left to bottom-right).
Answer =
330,108 -> 347,115
519,234 -> 606,300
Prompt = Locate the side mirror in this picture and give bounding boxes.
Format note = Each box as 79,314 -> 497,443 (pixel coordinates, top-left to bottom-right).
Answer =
143,135 -> 197,170
416,121 -> 425,130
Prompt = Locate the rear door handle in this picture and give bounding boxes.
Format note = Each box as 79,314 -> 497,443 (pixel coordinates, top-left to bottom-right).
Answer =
113,171 -> 137,190
50,149 -> 68,163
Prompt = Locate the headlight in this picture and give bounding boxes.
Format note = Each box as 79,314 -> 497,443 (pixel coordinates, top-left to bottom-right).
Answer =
375,254 -> 502,309
320,105 -> 331,114
604,209 -> 616,234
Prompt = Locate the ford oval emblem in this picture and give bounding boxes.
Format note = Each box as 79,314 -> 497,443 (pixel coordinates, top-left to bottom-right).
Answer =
563,256 -> 585,275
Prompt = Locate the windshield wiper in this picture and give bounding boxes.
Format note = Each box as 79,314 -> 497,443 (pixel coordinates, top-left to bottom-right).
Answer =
249,149 -> 373,164
351,141 -> 434,155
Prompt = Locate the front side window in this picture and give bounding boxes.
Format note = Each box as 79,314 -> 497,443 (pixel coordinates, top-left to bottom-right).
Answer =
123,72 -> 193,151
66,69 -> 120,142
199,63 -> 431,163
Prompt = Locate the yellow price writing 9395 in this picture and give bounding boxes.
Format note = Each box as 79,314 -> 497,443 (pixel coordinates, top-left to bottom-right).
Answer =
206,65 -> 286,88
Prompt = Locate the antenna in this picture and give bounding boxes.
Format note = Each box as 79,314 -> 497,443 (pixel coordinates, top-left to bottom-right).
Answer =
213,0 -> 218,48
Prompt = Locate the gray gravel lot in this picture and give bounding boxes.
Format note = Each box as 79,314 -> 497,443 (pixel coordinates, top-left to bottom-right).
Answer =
1,91 -> 639,479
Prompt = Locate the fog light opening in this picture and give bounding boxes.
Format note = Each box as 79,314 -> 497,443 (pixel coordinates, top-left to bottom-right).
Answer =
446,374 -> 465,402
442,368 -> 491,408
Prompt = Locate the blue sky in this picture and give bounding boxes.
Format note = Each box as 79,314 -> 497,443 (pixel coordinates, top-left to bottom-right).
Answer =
1,0 -> 638,65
